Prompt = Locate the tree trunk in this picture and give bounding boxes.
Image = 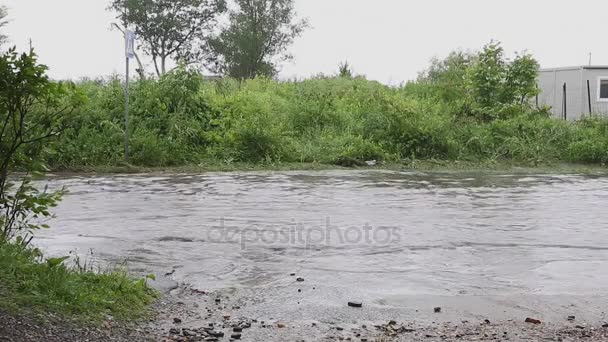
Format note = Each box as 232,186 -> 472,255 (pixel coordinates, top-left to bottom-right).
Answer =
152,55 -> 161,77
134,52 -> 146,80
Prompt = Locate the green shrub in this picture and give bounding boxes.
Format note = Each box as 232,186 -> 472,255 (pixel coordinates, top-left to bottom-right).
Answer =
0,242 -> 157,322
40,67 -> 608,169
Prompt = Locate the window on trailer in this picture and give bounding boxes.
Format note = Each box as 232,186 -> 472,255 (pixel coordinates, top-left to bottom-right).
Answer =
599,78 -> 608,102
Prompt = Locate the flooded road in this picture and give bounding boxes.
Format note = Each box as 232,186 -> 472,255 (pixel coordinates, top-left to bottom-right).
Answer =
35,170 -> 608,325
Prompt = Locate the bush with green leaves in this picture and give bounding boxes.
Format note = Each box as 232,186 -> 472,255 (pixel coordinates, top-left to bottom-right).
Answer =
38,47 -> 608,170
0,48 -> 82,243
0,48 -> 157,324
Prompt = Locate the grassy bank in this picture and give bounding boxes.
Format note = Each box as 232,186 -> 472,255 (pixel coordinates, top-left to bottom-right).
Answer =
44,74 -> 608,171
48,160 -> 608,175
0,242 -> 157,324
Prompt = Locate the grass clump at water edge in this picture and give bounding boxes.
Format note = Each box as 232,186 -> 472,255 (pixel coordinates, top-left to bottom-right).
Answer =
0,242 -> 158,324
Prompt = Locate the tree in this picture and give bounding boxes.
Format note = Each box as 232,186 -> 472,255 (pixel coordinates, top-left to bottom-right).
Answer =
467,42 -> 539,108
418,51 -> 473,102
338,61 -> 353,78
467,42 -> 506,108
0,6 -> 8,47
502,52 -> 539,105
206,0 -> 308,79
0,48 -> 81,243
109,0 -> 227,77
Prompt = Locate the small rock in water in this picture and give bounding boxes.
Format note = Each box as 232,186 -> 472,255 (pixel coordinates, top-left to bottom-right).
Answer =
169,328 -> 180,335
233,327 -> 243,332
231,333 -> 242,340
336,327 -> 344,331
388,320 -> 397,325
173,317 -> 182,324
296,277 -> 305,282
576,325 -> 586,329
347,301 -> 363,308
277,323 -> 286,328
484,319 -> 491,324
603,323 -> 608,328
434,307 -> 442,313
525,317 -> 542,324
215,298 -> 221,303
567,316 -> 576,321
298,289 -> 302,293
208,331 -> 224,338
290,273 -> 296,276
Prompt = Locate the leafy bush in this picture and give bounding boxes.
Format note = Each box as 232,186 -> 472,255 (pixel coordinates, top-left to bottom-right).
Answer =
37,55 -> 608,170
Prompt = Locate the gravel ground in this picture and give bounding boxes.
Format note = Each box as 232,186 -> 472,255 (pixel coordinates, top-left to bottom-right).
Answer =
2,285 -> 608,342
0,310 -> 155,342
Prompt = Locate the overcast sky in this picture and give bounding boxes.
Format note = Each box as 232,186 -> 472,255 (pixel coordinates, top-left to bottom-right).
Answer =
3,0 -> 608,84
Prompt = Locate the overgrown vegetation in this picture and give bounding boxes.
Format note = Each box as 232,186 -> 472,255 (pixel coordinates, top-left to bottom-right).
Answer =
0,243 -> 157,322
43,42 -> 608,169
0,47 -> 156,323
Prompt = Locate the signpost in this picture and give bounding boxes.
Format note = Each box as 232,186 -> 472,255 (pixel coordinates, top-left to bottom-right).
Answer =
124,30 -> 135,162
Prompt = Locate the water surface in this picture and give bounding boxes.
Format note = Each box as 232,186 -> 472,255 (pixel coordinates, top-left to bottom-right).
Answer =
36,171 -> 608,312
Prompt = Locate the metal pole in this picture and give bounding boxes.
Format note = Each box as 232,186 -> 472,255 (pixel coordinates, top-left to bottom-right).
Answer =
125,55 -> 130,161
563,83 -> 567,120
587,79 -> 592,116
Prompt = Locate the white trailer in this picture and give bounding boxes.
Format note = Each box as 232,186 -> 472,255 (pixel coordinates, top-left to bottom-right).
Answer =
537,66 -> 608,120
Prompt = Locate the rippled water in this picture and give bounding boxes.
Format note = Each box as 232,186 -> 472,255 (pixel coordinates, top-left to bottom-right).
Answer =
35,171 -> 608,301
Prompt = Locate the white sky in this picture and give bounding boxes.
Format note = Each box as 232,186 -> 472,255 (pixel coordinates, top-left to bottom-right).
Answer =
3,0 -> 608,84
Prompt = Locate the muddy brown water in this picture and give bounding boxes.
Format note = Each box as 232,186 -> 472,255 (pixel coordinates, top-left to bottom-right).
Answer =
34,170 -> 608,324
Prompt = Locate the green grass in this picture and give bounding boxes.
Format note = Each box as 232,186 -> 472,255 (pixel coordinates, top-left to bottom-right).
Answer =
47,159 -> 608,176
42,74 -> 608,171
0,242 -> 157,324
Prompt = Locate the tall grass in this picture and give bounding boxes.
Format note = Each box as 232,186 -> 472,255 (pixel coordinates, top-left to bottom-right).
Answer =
0,242 -> 157,322
45,71 -> 608,169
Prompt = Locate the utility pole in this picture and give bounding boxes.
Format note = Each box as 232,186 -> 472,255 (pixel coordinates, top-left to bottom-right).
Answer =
124,29 -> 135,162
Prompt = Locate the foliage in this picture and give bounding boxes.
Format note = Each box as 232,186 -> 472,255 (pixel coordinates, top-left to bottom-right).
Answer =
0,6 -> 7,47
419,42 -> 540,121
466,42 -> 540,120
417,51 -> 472,103
0,48 -> 81,243
338,61 -> 354,78
0,242 -> 157,322
40,44 -> 608,170
206,0 -> 308,79
108,0 -> 227,76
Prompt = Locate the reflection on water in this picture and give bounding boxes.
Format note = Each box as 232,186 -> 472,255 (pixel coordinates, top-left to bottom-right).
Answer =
35,170 -> 608,298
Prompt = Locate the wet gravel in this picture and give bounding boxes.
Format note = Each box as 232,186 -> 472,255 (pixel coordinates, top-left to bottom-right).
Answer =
3,287 -> 608,342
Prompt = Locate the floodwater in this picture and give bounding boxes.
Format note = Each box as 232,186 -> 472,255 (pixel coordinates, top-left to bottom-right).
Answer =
35,170 -> 608,323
